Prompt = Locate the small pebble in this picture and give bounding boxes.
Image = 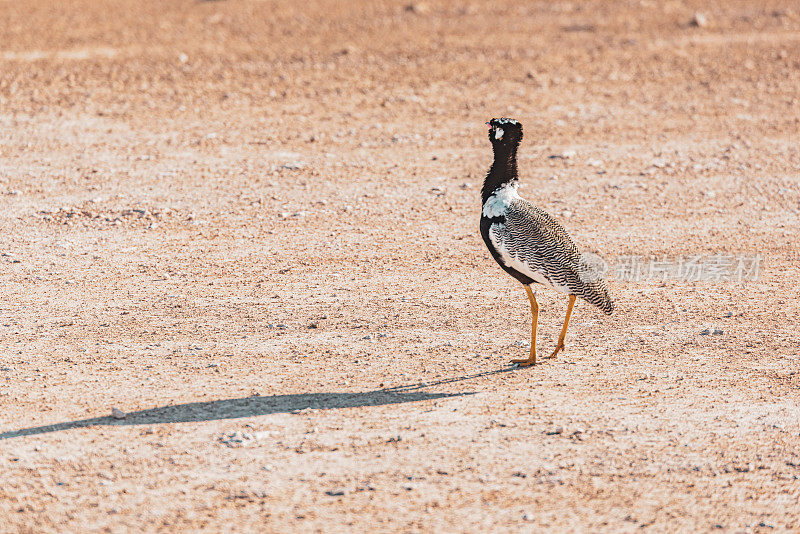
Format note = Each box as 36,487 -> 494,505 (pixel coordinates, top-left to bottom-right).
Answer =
692,12 -> 708,28
550,149 -> 576,159
281,162 -> 305,170
404,2 -> 429,14
111,408 -> 127,420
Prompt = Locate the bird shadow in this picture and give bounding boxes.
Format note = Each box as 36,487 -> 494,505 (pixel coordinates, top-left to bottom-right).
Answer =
0,365 -> 516,440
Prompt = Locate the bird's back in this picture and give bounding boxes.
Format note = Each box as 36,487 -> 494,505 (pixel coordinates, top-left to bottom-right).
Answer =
492,199 -> 615,314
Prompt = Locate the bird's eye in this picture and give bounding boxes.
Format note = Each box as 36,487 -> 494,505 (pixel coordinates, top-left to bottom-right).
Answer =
495,127 -> 504,140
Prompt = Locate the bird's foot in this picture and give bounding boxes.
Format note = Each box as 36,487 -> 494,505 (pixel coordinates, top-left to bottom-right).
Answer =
547,340 -> 565,359
511,356 -> 537,367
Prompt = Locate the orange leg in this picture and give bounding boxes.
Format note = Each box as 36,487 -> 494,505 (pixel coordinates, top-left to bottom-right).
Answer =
512,285 -> 539,367
548,294 -> 576,359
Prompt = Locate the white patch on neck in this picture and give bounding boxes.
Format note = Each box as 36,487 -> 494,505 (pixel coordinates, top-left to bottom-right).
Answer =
482,183 -> 520,218
494,127 -> 504,140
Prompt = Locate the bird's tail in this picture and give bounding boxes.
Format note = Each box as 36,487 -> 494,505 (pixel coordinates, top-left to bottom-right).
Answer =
601,295 -> 615,315
582,281 -> 615,315
577,252 -> 614,314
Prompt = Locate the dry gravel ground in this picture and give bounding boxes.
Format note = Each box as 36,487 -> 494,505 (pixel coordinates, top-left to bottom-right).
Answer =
1,0 -> 800,532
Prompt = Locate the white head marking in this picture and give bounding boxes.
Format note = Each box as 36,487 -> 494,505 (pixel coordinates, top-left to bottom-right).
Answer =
495,127 -> 504,140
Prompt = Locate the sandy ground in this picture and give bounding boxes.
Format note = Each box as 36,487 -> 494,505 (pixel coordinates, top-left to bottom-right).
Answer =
1,0 -> 799,532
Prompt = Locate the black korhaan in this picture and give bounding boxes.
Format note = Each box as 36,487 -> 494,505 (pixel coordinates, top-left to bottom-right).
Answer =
480,118 -> 614,366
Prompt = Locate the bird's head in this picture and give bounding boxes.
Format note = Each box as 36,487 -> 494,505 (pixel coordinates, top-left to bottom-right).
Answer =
487,118 -> 523,148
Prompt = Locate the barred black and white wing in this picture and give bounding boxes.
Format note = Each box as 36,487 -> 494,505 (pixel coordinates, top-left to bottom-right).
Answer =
488,199 -> 615,314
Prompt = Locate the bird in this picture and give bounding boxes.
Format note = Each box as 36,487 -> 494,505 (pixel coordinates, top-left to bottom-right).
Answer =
479,118 -> 614,366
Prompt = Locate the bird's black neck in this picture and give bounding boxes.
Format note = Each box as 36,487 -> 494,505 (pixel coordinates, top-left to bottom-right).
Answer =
482,143 -> 519,203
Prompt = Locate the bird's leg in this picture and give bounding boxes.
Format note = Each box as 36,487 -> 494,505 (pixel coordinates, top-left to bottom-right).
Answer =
512,285 -> 539,367
549,294 -> 576,359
